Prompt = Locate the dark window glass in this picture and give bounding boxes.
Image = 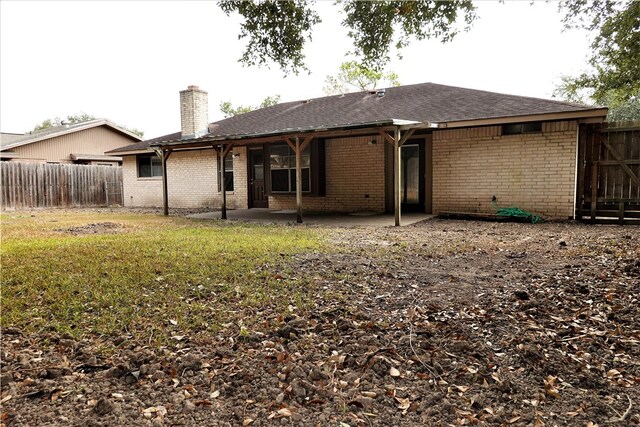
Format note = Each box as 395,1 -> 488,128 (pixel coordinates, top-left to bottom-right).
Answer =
271,169 -> 290,191
138,155 -> 162,177
218,154 -> 234,192
502,122 -> 542,135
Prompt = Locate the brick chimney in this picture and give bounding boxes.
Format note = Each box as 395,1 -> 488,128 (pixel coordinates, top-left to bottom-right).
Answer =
179,85 -> 208,139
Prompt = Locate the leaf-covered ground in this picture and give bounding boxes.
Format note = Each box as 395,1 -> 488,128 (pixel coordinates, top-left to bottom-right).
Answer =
1,211 -> 639,426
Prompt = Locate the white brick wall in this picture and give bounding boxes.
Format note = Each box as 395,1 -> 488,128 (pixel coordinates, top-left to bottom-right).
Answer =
432,121 -> 578,219
122,147 -> 247,209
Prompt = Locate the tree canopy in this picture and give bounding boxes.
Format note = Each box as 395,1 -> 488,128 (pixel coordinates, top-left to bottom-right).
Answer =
34,113 -> 96,131
219,95 -> 281,118
218,0 -> 476,75
33,113 -> 144,138
323,61 -> 400,95
555,0 -> 639,120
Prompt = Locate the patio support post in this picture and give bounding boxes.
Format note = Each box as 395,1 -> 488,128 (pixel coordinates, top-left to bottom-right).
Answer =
394,127 -> 401,226
295,137 -> 303,223
218,142 -> 234,220
220,144 -> 227,220
158,148 -> 172,216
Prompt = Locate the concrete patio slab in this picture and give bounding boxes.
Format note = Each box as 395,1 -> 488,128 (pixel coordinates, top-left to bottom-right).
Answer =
187,209 -> 433,227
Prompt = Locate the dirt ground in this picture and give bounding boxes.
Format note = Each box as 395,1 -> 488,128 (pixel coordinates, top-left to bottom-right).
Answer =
2,217 -> 639,426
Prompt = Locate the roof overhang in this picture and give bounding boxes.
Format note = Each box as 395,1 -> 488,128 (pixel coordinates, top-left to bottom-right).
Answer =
436,108 -> 608,129
0,151 -> 19,158
103,149 -> 155,156
70,153 -> 123,162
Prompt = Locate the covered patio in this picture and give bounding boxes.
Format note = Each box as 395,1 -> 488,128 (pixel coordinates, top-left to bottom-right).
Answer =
151,119 -> 433,226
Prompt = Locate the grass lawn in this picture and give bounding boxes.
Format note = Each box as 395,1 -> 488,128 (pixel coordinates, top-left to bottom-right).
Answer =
1,211 -> 326,348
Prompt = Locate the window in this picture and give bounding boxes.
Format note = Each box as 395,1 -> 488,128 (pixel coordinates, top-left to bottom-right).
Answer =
265,141 -> 325,195
269,144 -> 311,193
502,122 -> 542,135
217,154 -> 234,192
137,154 -> 162,177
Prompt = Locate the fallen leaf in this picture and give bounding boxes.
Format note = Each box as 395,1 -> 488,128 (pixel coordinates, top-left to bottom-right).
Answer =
508,415 -> 521,423
544,375 -> 560,398
243,418 -> 254,426
607,369 -> 621,378
143,406 -> 167,418
277,407 -> 292,417
389,367 -> 401,377
210,390 -> 220,399
395,397 -> 410,410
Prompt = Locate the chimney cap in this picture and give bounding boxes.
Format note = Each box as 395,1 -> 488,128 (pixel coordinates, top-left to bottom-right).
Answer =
187,85 -> 199,90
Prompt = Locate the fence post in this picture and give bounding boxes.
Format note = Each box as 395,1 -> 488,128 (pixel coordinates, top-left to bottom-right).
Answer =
104,180 -> 109,207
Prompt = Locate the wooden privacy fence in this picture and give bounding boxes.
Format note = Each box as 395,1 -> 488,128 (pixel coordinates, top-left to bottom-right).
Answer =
576,121 -> 640,224
0,162 -> 123,210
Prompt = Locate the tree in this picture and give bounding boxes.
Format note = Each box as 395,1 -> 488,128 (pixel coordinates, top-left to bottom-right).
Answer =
33,113 -> 144,138
323,61 -> 400,95
218,0 -> 476,75
219,95 -> 281,118
34,113 -> 96,131
555,0 -> 640,119
554,76 -> 640,121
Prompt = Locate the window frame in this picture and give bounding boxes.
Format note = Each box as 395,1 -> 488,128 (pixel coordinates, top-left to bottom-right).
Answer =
265,140 -> 325,196
136,154 -> 162,178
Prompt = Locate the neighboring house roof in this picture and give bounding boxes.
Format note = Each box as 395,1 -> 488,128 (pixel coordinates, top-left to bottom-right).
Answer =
0,118 -> 142,151
0,133 -> 24,146
109,82 -> 607,154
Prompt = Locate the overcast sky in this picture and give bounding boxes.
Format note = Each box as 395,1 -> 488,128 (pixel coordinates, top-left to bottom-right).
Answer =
0,1 -> 592,139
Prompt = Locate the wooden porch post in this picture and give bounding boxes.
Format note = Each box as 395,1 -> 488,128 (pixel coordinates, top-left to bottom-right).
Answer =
295,137 -> 303,223
394,127 -> 401,226
159,148 -> 172,216
217,142 -> 234,220
220,144 -> 227,220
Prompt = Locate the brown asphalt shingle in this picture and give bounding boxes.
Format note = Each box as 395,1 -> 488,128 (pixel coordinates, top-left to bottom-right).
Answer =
110,82 -> 603,153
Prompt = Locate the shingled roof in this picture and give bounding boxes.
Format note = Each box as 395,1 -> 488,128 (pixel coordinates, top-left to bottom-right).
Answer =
110,82 -> 606,153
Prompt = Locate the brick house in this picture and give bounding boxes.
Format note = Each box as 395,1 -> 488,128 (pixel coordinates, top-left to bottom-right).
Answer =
109,84 -> 607,223
1,119 -> 142,165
